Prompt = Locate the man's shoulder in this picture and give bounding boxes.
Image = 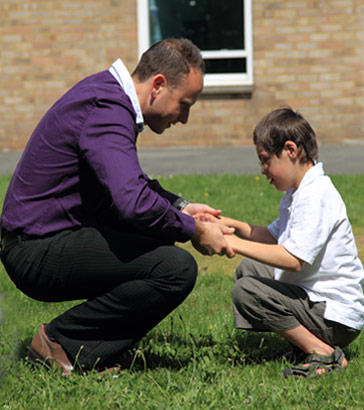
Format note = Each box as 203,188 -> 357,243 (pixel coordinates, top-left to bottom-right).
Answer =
88,71 -> 134,110
58,71 -> 134,115
74,71 -> 123,97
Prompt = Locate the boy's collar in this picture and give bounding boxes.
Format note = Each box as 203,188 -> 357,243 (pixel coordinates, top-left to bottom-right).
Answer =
293,162 -> 325,195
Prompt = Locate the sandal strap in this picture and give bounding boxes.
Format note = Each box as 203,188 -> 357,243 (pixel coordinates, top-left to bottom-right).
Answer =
283,363 -> 320,378
305,346 -> 345,367
283,346 -> 345,378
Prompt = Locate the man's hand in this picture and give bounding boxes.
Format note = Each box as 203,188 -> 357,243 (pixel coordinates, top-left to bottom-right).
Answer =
191,220 -> 235,258
183,203 -> 222,218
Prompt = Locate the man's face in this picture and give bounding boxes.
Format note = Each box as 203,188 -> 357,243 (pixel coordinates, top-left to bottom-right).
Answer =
145,69 -> 203,134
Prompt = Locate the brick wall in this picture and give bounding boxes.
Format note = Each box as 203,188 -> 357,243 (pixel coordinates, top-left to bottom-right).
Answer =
0,0 -> 138,150
0,0 -> 363,150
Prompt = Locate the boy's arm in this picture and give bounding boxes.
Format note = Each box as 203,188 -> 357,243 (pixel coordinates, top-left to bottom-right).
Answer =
206,216 -> 276,244
226,235 -> 305,272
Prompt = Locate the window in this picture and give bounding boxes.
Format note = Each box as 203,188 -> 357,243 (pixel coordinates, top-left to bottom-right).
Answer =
137,0 -> 253,94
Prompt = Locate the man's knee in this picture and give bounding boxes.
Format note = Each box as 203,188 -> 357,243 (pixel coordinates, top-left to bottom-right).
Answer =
172,246 -> 198,292
152,246 -> 197,298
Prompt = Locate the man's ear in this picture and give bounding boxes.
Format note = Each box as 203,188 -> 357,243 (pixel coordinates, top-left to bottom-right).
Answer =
151,74 -> 166,97
284,140 -> 299,159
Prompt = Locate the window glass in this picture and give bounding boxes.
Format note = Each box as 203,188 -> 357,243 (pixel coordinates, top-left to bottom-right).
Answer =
205,58 -> 247,75
141,0 -> 253,93
149,0 -> 244,51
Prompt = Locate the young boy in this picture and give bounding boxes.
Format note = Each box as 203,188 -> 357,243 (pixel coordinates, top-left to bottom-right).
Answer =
206,107 -> 364,377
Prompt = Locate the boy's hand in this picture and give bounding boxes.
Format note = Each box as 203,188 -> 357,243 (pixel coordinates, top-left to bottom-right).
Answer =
225,234 -> 243,253
182,203 -> 222,218
193,213 -> 220,223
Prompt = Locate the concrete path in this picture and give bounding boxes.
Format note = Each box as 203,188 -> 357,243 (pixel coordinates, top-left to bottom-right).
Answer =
0,144 -> 363,176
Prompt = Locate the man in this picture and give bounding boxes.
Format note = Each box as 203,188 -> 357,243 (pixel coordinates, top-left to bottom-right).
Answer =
0,38 -> 234,374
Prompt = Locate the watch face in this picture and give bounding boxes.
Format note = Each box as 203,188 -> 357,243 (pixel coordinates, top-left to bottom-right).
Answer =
178,199 -> 189,210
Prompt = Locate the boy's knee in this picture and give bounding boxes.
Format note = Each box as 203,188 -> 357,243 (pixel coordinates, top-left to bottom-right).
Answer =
234,258 -> 273,282
234,258 -> 255,281
232,276 -> 261,313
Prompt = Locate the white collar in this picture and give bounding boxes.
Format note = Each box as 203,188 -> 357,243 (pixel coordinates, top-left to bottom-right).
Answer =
290,162 -> 325,199
299,162 -> 325,188
109,58 -> 144,133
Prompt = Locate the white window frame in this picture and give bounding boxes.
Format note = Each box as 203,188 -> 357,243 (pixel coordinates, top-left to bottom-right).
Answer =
137,0 -> 254,94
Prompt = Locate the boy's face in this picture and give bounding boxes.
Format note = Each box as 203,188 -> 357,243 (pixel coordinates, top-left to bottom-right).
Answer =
256,143 -> 302,192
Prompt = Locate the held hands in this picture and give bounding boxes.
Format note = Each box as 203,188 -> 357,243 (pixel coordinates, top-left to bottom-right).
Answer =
191,220 -> 235,258
193,213 -> 221,223
183,203 -> 295,269
182,203 -> 222,218
182,202 -> 235,258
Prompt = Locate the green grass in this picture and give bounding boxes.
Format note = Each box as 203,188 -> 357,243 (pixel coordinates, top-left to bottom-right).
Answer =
1,173 -> 364,409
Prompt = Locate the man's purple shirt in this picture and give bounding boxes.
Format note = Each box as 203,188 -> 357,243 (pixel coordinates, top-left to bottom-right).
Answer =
1,71 -> 195,242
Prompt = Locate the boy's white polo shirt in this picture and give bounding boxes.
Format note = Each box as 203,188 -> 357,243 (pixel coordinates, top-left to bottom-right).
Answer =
268,163 -> 364,330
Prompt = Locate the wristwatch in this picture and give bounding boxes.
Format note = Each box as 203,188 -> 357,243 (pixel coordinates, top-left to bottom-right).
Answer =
175,199 -> 191,211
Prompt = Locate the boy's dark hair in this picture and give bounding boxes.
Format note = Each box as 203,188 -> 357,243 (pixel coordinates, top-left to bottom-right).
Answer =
253,107 -> 318,164
132,38 -> 205,90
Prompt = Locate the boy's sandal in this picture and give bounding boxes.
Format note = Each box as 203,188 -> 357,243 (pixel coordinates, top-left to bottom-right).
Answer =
283,346 -> 345,378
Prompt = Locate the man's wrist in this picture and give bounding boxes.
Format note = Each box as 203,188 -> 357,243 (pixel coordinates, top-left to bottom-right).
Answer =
192,219 -> 205,239
174,198 -> 191,211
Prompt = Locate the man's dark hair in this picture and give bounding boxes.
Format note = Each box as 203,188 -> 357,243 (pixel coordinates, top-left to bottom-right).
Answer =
132,38 -> 205,89
253,107 -> 318,164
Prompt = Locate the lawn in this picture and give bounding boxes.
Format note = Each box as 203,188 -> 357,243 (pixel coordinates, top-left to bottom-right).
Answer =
1,173 -> 364,409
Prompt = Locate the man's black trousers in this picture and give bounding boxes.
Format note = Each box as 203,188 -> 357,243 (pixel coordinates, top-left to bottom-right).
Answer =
1,227 -> 197,370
